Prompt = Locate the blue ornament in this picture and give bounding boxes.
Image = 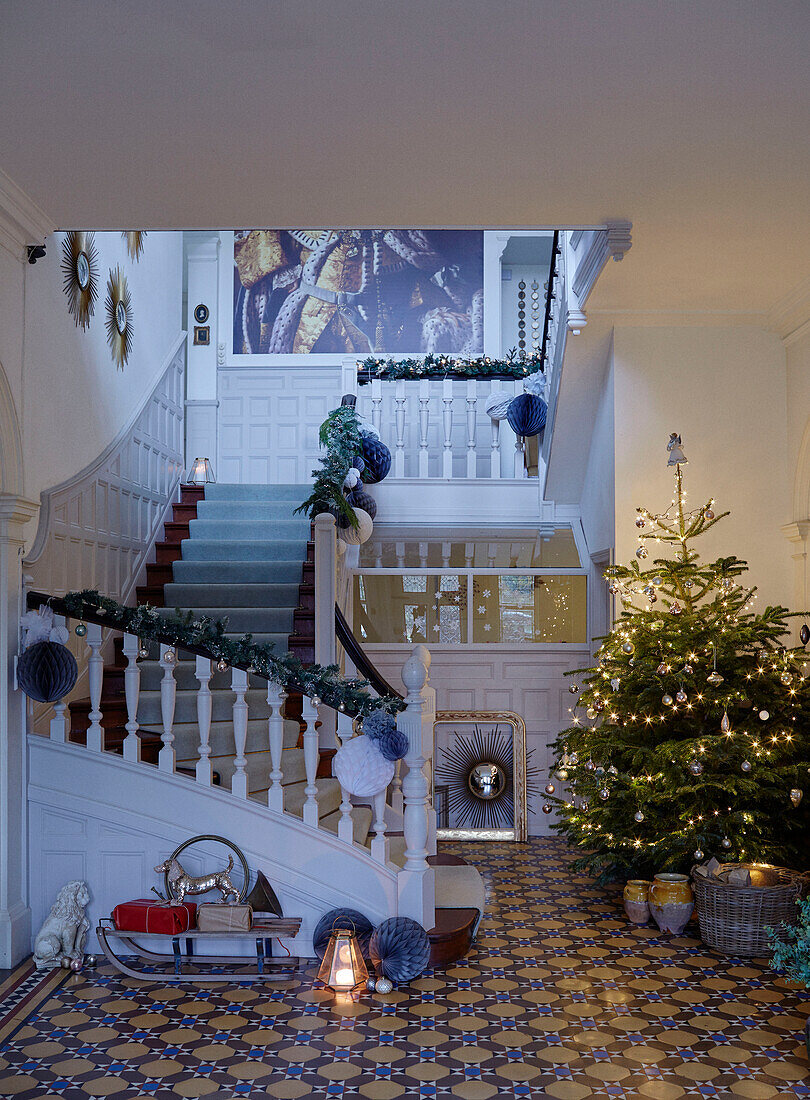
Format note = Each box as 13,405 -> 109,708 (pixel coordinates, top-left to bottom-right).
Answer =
376,728 -> 409,762
352,455 -> 365,476
363,708 -> 396,742
360,435 -> 392,484
17,641 -> 78,703
506,393 -> 547,438
369,917 -> 430,983
346,489 -> 377,521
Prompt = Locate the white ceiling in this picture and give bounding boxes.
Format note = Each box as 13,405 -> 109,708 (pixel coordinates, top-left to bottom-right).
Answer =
1,0 -> 809,315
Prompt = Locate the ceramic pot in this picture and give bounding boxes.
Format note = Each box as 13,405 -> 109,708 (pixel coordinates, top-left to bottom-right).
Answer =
649,873 -> 694,935
623,880 -> 652,925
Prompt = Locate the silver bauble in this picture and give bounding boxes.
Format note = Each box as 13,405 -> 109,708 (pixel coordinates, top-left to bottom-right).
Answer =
741,760 -> 752,773
656,662 -> 668,675
704,509 -> 715,520
366,977 -> 377,991
694,848 -> 704,861
542,803 -> 554,814
634,810 -> 644,823
662,694 -> 674,706
652,576 -> 664,588
676,690 -> 688,703
683,664 -> 694,675
721,837 -> 731,849
585,759 -> 595,772
375,977 -> 393,994
720,711 -> 730,733
688,759 -> 704,776
138,644 -> 149,659
163,648 -> 177,666
790,788 -> 803,807
217,658 -> 229,672
707,670 -> 724,686
780,671 -> 793,685
594,700 -> 605,712
580,800 -> 590,813
598,788 -> 610,801
70,958 -> 82,972
83,953 -> 97,968
622,641 -> 635,655
758,710 -> 769,721
568,684 -> 579,694
636,546 -> 648,559
556,768 -> 569,781
568,753 -> 579,765
670,602 -> 682,616
635,517 -> 646,529
545,783 -> 555,795
595,766 -> 605,777
607,765 -> 618,777
586,707 -> 597,719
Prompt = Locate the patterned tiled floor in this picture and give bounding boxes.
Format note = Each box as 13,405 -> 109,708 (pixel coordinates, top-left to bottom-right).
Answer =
0,839 -> 808,1098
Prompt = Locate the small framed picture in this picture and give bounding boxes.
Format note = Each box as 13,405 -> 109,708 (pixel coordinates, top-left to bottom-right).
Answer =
194,303 -> 209,324
193,325 -> 210,346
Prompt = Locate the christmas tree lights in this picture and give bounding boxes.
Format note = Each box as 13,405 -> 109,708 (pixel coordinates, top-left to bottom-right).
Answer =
550,436 -> 810,883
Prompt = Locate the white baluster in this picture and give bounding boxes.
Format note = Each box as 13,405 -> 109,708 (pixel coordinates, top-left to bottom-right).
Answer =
371,790 -> 389,864
442,378 -> 454,479
195,656 -> 213,784
122,633 -> 141,762
267,680 -> 287,812
465,379 -> 477,478
394,380 -> 406,477
371,378 -> 382,436
231,667 -> 249,798
158,644 -> 177,771
85,623 -> 105,752
397,645 -> 436,926
338,784 -> 354,843
390,759 -> 404,816
301,695 -> 320,827
418,379 -> 430,478
49,615 -> 69,742
490,381 -> 501,478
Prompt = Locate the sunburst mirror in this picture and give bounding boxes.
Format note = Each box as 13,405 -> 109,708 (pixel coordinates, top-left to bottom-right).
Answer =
433,712 -> 539,841
105,266 -> 133,369
122,230 -> 146,260
61,230 -> 99,330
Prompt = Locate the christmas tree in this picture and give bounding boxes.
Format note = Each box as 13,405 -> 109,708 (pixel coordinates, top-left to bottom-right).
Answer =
550,435 -> 810,883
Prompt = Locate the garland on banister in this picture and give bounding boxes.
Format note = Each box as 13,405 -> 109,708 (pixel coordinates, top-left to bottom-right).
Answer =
295,405 -> 362,527
62,590 -> 403,718
357,349 -> 545,384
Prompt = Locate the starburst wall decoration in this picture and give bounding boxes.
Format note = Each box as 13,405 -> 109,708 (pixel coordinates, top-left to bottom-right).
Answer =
105,267 -> 133,369
122,231 -> 146,260
61,230 -> 99,330
435,720 -> 540,835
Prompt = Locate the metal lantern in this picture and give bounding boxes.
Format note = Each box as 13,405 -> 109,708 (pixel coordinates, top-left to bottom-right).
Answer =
188,457 -> 216,485
317,925 -> 368,992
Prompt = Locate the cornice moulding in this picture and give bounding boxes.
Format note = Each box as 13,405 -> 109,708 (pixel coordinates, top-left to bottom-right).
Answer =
768,274 -> 810,344
0,168 -> 55,261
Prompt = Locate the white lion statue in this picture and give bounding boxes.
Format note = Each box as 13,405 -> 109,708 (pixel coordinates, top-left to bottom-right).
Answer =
33,880 -> 90,969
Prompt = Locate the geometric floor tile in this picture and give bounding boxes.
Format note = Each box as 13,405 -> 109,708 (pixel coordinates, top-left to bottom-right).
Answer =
1,838 -> 808,1099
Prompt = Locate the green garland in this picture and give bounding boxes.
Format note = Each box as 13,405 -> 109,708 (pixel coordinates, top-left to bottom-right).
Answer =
62,589 -> 403,718
358,349 -> 544,384
295,405 -> 363,528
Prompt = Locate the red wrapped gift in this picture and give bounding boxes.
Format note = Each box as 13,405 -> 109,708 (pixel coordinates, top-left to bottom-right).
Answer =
112,898 -> 197,934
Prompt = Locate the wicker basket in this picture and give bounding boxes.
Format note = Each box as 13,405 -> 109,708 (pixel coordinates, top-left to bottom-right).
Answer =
691,863 -> 802,957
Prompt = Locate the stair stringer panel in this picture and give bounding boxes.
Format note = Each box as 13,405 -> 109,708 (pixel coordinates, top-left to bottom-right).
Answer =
28,737 -> 398,957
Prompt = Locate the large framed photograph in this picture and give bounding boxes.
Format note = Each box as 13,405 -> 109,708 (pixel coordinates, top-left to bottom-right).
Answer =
433,711 -> 530,841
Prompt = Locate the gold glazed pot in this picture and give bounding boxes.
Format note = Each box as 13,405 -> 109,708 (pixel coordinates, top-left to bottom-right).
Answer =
648,873 -> 695,935
623,879 -> 652,925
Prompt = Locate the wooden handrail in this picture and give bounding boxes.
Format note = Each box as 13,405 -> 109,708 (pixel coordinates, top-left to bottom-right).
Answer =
335,604 -> 403,701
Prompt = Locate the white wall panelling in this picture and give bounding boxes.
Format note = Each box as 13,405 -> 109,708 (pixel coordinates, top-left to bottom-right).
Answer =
217,367 -> 342,485
367,644 -> 590,836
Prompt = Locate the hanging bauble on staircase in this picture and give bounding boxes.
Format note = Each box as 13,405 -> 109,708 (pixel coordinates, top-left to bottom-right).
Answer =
334,734 -> 395,797
17,641 -> 78,703
484,390 -> 513,420
346,489 -> 377,521
338,507 -> 373,545
506,392 -> 547,438
359,435 -> 392,483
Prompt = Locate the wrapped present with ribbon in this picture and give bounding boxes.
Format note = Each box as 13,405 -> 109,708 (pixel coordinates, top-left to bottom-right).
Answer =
196,903 -> 253,933
111,898 -> 197,935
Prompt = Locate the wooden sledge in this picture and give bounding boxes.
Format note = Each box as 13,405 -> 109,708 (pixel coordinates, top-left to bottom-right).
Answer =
96,916 -> 304,983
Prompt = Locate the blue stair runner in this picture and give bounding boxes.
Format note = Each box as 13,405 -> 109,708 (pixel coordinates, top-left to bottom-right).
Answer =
137,484 -> 373,845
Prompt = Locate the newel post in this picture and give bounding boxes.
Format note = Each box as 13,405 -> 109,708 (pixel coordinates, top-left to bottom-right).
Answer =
396,644 -> 436,928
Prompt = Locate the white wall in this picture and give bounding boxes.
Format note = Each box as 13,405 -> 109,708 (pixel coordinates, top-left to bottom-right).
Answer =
786,328 -> 810,520
612,325 -> 790,610
579,344 -> 615,558
19,231 -> 182,500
